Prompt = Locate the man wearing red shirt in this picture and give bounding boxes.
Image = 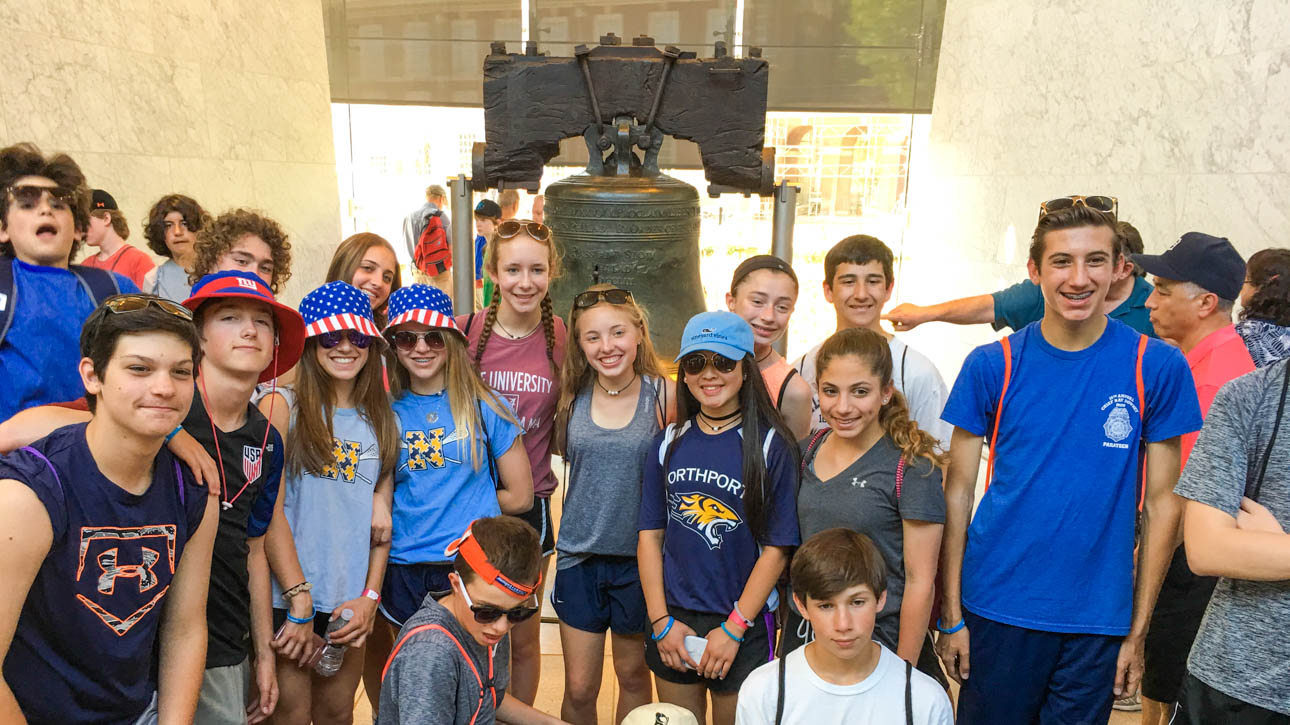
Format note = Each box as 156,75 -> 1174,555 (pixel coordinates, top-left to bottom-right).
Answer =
81,189 -> 154,288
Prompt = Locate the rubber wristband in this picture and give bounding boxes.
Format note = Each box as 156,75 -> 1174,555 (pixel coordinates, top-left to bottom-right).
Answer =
363,588 -> 380,602
164,426 -> 183,444
651,616 -> 675,641
285,612 -> 312,625
720,621 -> 745,643
936,617 -> 966,634
730,604 -> 753,629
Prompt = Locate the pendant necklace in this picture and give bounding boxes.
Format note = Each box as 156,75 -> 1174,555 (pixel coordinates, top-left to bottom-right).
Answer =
596,372 -> 637,397
698,409 -> 742,433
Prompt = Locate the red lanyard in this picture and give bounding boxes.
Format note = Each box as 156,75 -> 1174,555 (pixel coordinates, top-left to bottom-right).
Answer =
197,346 -> 280,510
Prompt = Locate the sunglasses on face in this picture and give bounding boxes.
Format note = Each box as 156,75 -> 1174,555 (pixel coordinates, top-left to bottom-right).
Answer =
103,294 -> 194,321
496,219 -> 551,242
573,289 -> 633,309
1037,195 -> 1117,221
387,330 -> 445,352
457,577 -> 540,624
7,184 -> 77,211
679,351 -> 740,376
316,330 -> 374,349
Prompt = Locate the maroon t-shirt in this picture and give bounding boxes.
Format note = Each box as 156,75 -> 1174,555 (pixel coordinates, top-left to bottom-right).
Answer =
458,312 -> 566,498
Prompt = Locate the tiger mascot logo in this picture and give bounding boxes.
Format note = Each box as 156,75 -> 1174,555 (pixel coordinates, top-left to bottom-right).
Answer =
668,492 -> 742,549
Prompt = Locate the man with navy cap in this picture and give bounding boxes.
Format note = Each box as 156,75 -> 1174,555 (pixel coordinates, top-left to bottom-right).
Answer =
1134,231 -> 1254,723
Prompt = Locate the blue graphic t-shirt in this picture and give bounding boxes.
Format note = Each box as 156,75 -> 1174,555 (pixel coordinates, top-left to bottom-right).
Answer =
941,320 -> 1201,634
390,390 -> 522,565
638,421 -> 800,616
0,424 -> 206,724
0,259 -> 138,422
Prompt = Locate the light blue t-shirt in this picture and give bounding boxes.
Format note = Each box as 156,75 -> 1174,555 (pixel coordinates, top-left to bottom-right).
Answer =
941,320 -> 1201,635
0,258 -> 137,422
390,390 -> 521,565
271,388 -> 384,613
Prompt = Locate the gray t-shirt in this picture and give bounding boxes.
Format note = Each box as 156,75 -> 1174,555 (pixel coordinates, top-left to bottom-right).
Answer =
378,595 -> 510,725
796,434 -> 945,649
556,377 -> 662,567
1175,361 -> 1290,715
143,258 -> 192,303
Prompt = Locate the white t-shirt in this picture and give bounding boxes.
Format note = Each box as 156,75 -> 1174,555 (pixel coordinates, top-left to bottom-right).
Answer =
735,644 -> 953,725
794,336 -> 952,451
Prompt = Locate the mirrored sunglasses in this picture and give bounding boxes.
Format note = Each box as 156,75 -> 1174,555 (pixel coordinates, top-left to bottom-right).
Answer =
316,330 -> 374,349
496,219 -> 551,242
1038,195 -> 1117,221
679,351 -> 740,376
573,289 -> 633,309
387,330 -> 445,352
103,294 -> 194,321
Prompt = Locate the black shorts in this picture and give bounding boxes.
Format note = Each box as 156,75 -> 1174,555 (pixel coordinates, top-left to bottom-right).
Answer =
1176,672 -> 1290,724
1143,545 -> 1218,702
643,605 -> 774,693
379,561 -> 454,627
516,496 -> 555,558
272,608 -> 332,639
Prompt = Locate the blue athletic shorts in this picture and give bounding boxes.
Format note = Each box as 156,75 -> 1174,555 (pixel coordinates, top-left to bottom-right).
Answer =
379,562 -> 454,627
551,555 -> 648,635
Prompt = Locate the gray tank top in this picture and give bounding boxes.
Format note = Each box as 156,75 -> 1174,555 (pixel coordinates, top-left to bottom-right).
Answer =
556,376 -> 662,568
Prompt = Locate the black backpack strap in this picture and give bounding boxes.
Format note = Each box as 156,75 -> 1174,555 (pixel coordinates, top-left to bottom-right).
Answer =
900,344 -> 908,391
1252,359 -> 1290,501
775,651 -> 788,725
0,258 -> 14,348
477,398 -> 500,489
905,659 -> 913,725
70,264 -> 121,305
776,367 -> 798,408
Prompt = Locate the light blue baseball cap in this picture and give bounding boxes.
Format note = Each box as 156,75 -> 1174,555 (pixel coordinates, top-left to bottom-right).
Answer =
675,310 -> 755,362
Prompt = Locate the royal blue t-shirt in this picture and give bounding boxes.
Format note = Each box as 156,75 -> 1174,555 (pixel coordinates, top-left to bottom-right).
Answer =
0,259 -> 139,422
474,234 -> 487,283
390,390 -> 521,565
638,421 -> 800,616
941,320 -> 1200,634
0,424 -> 207,724
992,277 -> 1156,337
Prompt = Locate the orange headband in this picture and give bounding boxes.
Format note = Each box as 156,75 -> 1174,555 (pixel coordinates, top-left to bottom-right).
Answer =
444,523 -> 541,599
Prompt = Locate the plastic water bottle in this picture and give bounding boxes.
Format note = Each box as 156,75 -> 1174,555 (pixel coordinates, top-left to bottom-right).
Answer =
314,608 -> 353,677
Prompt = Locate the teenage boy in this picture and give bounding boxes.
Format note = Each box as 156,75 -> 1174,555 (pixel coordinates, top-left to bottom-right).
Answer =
0,143 -> 140,424
735,528 -> 952,724
188,209 -> 292,295
142,194 -> 209,303
0,295 -> 218,724
884,219 -> 1157,337
793,235 -> 951,447
936,200 -> 1202,725
474,199 -> 502,308
378,516 -> 568,725
81,189 -> 155,288
1133,232 -> 1252,722
1173,359 -> 1290,723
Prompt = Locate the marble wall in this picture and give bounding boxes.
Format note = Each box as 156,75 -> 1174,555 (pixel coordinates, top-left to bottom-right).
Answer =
0,0 -> 341,304
897,0 -> 1290,383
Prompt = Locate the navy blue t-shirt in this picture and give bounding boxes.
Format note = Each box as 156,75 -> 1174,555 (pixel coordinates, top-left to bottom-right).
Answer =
638,421 -> 800,615
991,276 -> 1156,337
941,320 -> 1200,635
0,424 -> 207,724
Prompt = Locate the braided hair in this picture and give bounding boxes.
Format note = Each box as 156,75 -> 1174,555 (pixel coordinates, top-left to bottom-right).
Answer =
473,221 -> 561,378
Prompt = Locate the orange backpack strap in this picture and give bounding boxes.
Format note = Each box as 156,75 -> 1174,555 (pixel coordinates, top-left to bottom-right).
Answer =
984,336 -> 1014,492
382,622 -> 495,725
1135,334 -> 1147,418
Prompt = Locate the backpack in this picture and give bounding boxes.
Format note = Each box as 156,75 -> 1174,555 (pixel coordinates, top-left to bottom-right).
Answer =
413,211 -> 451,276
0,260 -> 121,347
775,651 -> 913,725
383,621 -> 496,725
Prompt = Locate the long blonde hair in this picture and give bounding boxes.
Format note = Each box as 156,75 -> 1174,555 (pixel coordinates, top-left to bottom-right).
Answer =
390,329 -> 519,472
553,284 -> 666,455
815,328 -> 945,470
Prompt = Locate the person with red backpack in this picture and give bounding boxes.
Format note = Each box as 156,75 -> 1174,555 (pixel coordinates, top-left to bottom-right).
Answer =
402,184 -> 453,293
937,199 -> 1202,725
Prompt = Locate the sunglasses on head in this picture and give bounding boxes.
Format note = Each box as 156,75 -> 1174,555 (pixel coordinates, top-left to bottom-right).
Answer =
316,330 -> 374,349
103,294 -> 194,321
7,184 -> 77,211
573,289 -> 633,309
496,219 -> 551,242
456,576 -> 540,624
679,351 -> 740,376
387,329 -> 445,352
1038,195 -> 1117,221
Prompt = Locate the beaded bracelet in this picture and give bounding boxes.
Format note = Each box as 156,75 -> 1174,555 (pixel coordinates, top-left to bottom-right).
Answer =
282,581 -> 312,601
651,616 -> 675,641
720,621 -> 745,643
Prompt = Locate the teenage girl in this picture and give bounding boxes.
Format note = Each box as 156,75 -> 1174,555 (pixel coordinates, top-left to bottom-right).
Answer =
361,284 -> 534,714
552,284 -> 675,724
786,327 -> 946,681
725,254 -> 813,439
258,281 -> 401,725
458,218 -> 566,705
638,310 -> 800,725
326,233 -> 402,328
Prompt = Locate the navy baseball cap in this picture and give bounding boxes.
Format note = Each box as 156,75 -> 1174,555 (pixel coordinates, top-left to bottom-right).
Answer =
1132,232 -> 1246,301
675,310 -> 755,362
475,199 -> 503,219
91,189 -> 118,211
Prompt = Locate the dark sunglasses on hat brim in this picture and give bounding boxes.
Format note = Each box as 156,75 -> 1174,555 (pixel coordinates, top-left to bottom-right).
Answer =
316,330 -> 375,349
496,219 -> 551,242
679,350 -> 741,376
385,329 -> 447,352
1038,195 -> 1117,221
7,184 -> 79,211
573,289 -> 633,310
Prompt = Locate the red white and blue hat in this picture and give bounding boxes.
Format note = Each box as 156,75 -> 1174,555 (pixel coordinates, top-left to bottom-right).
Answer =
383,284 -> 463,338
301,281 -> 383,340
182,271 -> 305,383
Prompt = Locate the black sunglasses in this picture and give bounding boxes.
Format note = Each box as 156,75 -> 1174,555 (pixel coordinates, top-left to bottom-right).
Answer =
103,294 -> 194,321
457,578 -> 540,624
496,219 -> 551,242
573,289 -> 633,309
679,351 -> 740,376
317,330 -> 374,349
1038,195 -> 1117,221
387,330 -> 445,352
7,184 -> 78,211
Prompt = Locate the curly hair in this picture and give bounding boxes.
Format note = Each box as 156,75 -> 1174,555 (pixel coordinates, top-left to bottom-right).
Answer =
188,209 -> 292,293
0,143 -> 91,262
143,194 -> 209,258
1242,248 -> 1290,326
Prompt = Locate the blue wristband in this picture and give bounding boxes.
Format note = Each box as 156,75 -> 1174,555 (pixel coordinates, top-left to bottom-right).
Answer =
286,612 -> 312,625
651,616 -> 674,641
720,621 -> 745,643
164,426 -> 183,444
936,617 -> 966,634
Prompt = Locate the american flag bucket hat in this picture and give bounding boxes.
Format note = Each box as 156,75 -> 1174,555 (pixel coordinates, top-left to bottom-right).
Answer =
382,284 -> 463,338
300,280 -> 383,340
